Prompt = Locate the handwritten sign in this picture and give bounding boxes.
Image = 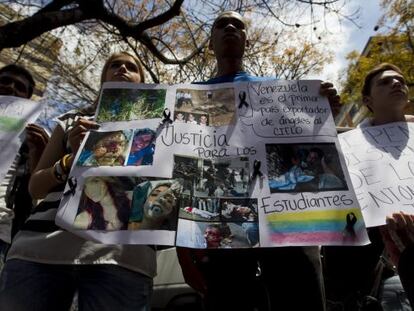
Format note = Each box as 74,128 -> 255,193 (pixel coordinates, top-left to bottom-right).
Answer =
339,122 -> 414,227
56,81 -> 369,248
0,96 -> 44,184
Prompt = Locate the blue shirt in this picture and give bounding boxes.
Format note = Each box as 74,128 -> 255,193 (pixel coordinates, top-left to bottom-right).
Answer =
195,71 -> 272,84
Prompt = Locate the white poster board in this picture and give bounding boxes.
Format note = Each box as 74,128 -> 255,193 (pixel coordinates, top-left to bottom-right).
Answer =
339,122 -> 414,227
56,80 -> 369,248
0,95 -> 44,183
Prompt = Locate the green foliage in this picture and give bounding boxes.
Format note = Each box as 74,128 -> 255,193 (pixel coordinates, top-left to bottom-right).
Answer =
97,89 -> 166,122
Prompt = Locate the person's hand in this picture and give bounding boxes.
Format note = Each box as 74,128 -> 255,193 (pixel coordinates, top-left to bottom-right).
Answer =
26,124 -> 50,172
67,118 -> 99,155
319,81 -> 341,119
380,212 -> 414,266
26,124 -> 49,153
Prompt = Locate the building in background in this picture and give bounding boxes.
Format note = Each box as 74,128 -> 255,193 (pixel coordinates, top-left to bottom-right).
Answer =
0,4 -> 62,99
337,34 -> 414,127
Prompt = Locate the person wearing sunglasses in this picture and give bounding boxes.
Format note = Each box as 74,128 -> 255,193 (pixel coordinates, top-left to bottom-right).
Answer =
0,64 -> 49,267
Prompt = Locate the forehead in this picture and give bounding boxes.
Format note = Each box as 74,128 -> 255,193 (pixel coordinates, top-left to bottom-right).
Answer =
212,12 -> 245,29
373,70 -> 404,82
109,54 -> 136,65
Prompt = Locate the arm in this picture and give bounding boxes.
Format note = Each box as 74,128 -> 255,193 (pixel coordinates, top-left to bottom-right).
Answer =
28,124 -> 66,199
29,118 -> 99,199
25,123 -> 50,173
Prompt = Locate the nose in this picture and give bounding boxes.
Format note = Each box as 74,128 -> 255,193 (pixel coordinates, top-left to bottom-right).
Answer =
118,63 -> 127,73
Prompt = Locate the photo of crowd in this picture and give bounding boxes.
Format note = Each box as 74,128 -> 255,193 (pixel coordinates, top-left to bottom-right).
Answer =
96,88 -> 166,122
176,219 -> 259,249
174,111 -> 209,126
266,143 -> 348,193
77,127 -> 157,167
175,88 -> 235,126
73,177 -> 182,231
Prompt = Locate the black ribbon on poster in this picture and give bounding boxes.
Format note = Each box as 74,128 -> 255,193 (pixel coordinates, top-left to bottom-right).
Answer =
64,177 -> 78,197
238,91 -> 248,109
344,212 -> 357,237
251,160 -> 264,180
161,108 -> 173,125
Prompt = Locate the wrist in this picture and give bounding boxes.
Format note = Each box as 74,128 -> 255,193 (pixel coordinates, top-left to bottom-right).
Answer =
53,160 -> 68,183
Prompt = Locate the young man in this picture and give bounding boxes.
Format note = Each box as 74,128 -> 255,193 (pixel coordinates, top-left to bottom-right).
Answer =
0,64 -> 49,263
324,63 -> 413,310
177,11 -> 340,311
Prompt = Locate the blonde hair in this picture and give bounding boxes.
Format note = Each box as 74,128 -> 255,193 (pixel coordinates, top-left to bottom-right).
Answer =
100,51 -> 145,85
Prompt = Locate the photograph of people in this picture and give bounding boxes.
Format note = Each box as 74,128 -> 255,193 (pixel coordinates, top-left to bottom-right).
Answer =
176,219 -> 258,249
174,111 -> 185,123
126,128 -> 156,166
186,113 -> 198,124
77,130 -> 130,166
73,177 -> 134,230
220,199 -> 258,222
128,179 -> 182,231
199,114 -> 209,126
266,143 -> 347,192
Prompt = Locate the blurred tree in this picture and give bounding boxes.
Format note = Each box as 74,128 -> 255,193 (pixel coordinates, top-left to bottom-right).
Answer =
0,0 -> 357,111
340,0 -> 413,109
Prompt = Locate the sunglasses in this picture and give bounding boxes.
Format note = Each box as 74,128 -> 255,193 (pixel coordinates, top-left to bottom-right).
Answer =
0,76 -> 29,94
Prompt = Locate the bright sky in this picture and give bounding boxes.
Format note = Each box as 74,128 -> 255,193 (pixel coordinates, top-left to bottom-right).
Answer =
317,0 -> 383,86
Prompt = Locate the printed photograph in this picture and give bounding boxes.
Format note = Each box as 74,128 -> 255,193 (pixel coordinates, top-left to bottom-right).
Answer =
174,111 -> 209,126
220,198 -> 258,222
173,155 -> 250,198
73,176 -> 145,230
266,143 -> 348,193
126,128 -> 156,166
175,88 -> 235,126
73,176 -> 182,232
128,179 -> 182,231
77,130 -> 132,167
96,88 -> 166,122
176,219 -> 259,249
178,195 -> 221,222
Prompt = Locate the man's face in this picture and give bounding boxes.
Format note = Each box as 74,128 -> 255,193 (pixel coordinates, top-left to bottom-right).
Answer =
364,70 -> 409,114
204,227 -> 222,248
209,11 -> 248,59
131,133 -> 153,152
200,115 -> 208,124
306,152 -> 320,167
0,72 -> 31,98
94,132 -> 126,165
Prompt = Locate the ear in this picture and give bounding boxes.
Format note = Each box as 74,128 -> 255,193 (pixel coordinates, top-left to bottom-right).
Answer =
208,40 -> 213,51
362,95 -> 373,112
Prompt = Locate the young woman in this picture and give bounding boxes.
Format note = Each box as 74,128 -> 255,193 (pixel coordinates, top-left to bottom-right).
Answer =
0,52 -> 155,311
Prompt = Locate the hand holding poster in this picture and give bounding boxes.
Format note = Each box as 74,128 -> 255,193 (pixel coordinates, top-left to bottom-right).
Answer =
56,80 -> 369,248
0,95 -> 44,183
339,122 -> 414,227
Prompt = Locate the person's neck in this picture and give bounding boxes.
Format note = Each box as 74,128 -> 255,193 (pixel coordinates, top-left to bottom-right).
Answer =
372,111 -> 406,126
215,58 -> 243,77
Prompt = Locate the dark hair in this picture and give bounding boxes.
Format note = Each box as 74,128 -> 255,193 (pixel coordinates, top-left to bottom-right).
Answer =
0,64 -> 35,98
135,128 -> 156,139
361,63 -> 403,97
309,148 -> 324,159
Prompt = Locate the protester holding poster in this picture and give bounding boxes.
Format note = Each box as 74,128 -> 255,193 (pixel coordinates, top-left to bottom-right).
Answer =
0,64 -> 49,267
325,63 -> 414,310
0,53 -> 155,311
176,11 -> 343,311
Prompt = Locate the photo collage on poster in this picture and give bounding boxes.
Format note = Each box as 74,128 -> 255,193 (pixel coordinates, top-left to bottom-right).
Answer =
56,80 -> 370,248
174,88 -> 236,127
174,155 -> 260,249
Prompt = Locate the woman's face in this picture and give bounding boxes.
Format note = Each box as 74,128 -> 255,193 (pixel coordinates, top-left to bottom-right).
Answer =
131,133 -> 153,152
104,55 -> 142,83
84,177 -> 108,202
